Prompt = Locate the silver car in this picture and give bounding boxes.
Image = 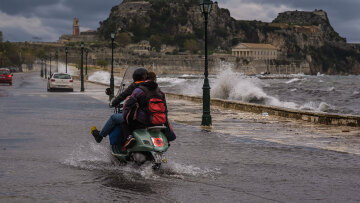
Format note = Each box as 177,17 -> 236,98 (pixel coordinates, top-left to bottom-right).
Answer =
47,73 -> 74,92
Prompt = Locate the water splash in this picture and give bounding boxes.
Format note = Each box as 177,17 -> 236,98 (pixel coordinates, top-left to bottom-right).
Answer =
299,101 -> 335,112
57,62 -> 77,76
63,142 -> 218,180
285,78 -> 301,84
88,71 -> 122,85
211,68 -> 298,108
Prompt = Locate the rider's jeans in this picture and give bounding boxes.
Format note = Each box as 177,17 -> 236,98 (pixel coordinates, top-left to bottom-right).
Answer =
100,113 -> 125,137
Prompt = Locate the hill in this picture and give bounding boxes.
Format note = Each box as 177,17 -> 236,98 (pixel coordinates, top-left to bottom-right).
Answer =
97,0 -> 360,74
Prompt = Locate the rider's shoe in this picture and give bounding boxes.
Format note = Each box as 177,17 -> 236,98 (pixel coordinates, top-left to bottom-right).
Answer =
91,126 -> 103,143
121,135 -> 136,151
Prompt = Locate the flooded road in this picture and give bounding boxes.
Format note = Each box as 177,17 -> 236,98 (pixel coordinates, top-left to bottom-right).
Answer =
1,72 -> 360,202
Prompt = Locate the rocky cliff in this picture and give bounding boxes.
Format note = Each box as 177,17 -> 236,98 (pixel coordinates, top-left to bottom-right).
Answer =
97,0 -> 360,74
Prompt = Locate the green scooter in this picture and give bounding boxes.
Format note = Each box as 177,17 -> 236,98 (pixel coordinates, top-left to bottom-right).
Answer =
106,67 -> 169,169
109,124 -> 169,169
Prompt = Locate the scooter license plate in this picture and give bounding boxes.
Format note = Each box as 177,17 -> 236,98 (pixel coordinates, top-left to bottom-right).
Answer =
154,153 -> 166,163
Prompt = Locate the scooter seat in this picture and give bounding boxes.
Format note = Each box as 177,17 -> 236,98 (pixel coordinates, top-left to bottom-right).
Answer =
147,126 -> 167,131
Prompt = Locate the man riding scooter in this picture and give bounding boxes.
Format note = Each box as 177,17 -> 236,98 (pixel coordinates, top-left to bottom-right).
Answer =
91,68 -> 148,148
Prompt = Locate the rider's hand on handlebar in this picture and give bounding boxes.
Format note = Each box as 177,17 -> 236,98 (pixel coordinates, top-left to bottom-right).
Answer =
109,98 -> 115,108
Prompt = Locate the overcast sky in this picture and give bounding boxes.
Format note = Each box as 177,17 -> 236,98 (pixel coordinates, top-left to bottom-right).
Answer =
0,0 -> 359,43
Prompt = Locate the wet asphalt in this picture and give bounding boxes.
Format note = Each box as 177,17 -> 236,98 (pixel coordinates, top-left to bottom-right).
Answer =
0,72 -> 360,202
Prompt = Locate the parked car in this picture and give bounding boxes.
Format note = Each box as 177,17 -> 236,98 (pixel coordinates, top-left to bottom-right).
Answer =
0,68 -> 13,85
9,67 -> 20,73
47,73 -> 73,92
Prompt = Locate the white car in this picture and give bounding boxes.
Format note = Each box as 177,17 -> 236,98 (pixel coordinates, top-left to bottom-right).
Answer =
47,73 -> 74,92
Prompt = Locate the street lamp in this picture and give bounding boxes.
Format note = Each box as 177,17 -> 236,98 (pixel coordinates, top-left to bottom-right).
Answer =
199,0 -> 213,127
49,54 -> 52,77
55,51 -> 58,73
80,42 -> 85,92
85,49 -> 88,75
40,59 -> 44,78
44,57 -> 47,78
65,47 -> 68,73
110,33 -> 115,100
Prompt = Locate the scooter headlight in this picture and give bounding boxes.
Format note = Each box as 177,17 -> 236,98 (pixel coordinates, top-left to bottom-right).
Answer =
151,137 -> 164,147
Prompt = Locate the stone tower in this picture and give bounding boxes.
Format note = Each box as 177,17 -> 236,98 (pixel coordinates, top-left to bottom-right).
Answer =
73,18 -> 80,36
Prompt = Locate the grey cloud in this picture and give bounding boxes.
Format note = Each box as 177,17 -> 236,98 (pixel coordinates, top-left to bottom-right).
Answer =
0,0 -> 120,41
0,0 -> 359,42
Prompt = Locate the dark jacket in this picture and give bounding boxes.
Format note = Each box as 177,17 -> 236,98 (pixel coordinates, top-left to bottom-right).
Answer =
111,82 -> 142,107
123,80 -> 166,126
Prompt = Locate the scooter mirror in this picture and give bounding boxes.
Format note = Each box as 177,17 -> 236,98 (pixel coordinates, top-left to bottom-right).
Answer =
105,88 -> 112,95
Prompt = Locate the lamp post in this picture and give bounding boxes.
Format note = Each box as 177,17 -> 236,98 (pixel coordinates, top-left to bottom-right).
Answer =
85,49 -> 88,75
110,33 -> 115,100
44,57 -> 47,78
40,59 -> 44,78
65,47 -> 68,73
80,42 -> 85,92
55,51 -> 58,73
49,54 -> 52,77
200,0 -> 213,127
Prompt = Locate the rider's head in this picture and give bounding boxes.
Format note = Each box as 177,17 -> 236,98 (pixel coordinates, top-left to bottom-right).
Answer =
132,68 -> 148,82
147,71 -> 157,82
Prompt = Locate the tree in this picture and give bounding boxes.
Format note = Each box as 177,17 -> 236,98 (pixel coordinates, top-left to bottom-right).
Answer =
36,49 -> 47,59
22,49 -> 35,65
150,35 -> 162,52
184,39 -> 200,54
116,32 -> 132,47
96,59 -> 109,68
0,31 -> 3,42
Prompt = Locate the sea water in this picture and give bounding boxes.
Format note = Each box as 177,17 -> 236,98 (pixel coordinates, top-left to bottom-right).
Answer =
88,64 -> 360,115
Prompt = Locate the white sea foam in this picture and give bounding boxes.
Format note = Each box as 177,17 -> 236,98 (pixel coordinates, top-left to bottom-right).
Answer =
327,87 -> 335,91
57,62 -> 77,76
299,101 -> 335,112
353,91 -> 359,95
88,71 -> 122,85
180,79 -> 204,96
285,78 -> 301,84
211,68 -> 298,109
157,77 -> 186,84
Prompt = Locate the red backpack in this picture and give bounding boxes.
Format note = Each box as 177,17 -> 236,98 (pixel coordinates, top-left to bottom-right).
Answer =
139,86 -> 167,126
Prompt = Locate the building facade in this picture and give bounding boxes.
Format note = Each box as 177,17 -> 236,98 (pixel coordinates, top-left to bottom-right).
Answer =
232,43 -> 278,61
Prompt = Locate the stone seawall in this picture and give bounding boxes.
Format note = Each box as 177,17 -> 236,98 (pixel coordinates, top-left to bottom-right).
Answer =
165,93 -> 360,127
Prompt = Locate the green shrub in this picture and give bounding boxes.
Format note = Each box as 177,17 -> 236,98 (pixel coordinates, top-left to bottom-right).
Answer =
96,59 -> 109,68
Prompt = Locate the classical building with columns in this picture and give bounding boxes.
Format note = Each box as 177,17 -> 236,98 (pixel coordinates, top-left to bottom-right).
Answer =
232,43 -> 278,60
